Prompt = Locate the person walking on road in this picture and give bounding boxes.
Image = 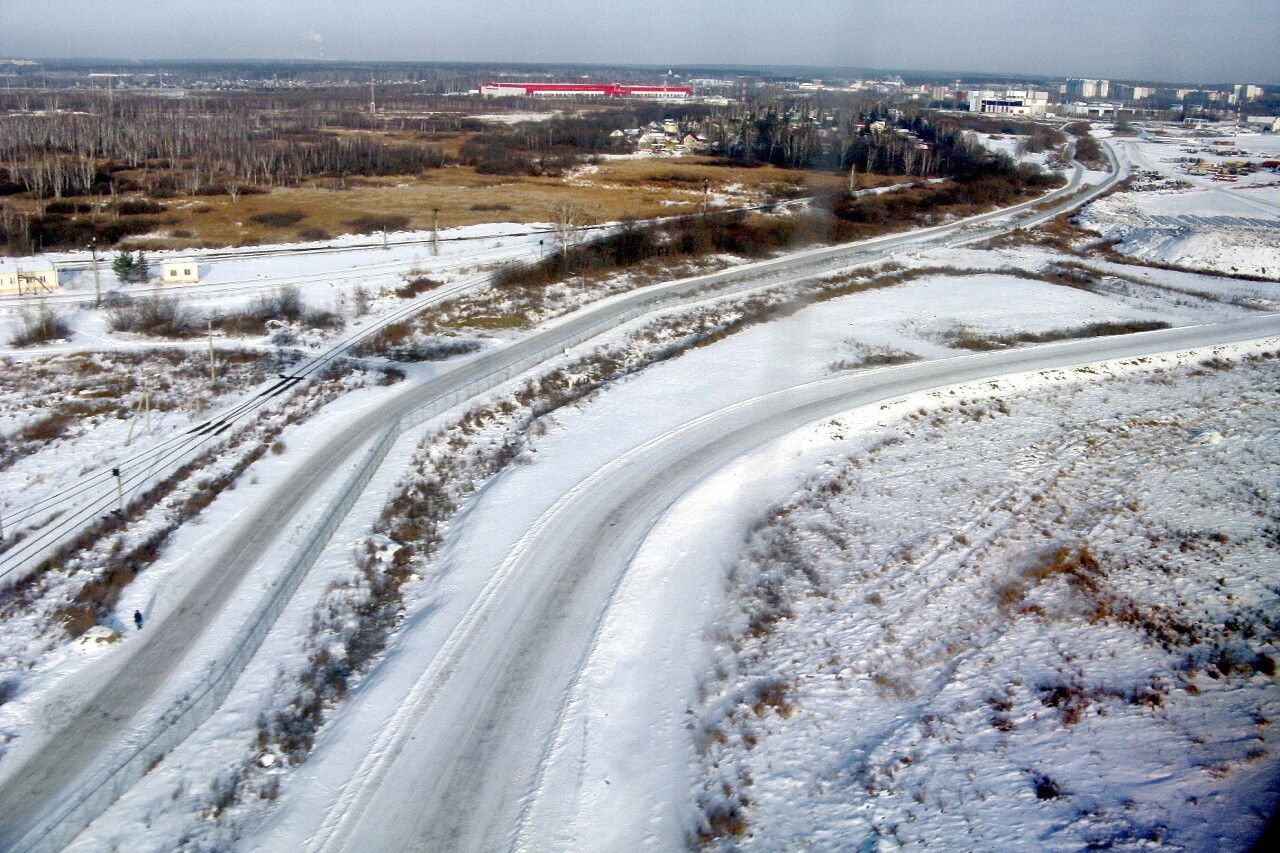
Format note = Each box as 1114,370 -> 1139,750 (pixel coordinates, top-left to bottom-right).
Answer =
133,610 -> 144,630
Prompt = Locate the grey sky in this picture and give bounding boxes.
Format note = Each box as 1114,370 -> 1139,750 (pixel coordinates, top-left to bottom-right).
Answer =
2,0 -> 1277,85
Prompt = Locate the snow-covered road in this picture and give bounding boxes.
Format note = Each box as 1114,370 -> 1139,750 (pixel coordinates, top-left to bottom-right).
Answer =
0,148 -> 1122,850
302,314 -> 1280,851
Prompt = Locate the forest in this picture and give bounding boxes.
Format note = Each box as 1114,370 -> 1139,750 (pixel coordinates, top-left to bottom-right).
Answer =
0,83 -> 1072,254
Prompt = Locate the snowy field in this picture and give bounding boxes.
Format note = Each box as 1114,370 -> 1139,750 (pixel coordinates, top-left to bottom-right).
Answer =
1080,128 -> 1280,278
0,220 -> 549,348
0,130 -> 1277,851
695,352 -> 1280,851
223,258 -> 1271,850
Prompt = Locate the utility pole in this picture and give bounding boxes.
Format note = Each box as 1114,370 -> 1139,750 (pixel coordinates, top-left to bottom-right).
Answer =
90,238 -> 101,307
125,395 -> 141,445
432,207 -> 440,256
208,320 -> 216,390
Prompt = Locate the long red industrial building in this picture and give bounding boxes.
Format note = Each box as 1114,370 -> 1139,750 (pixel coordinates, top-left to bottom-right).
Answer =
480,82 -> 691,100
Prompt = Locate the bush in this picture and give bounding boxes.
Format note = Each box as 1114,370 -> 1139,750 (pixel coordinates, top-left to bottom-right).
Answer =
9,304 -> 71,347
45,200 -> 92,215
350,326 -> 480,362
302,309 -> 343,330
394,276 -> 442,299
343,214 -> 409,235
216,312 -> 267,336
251,286 -> 304,322
250,210 -> 307,228
298,227 -> 331,242
115,199 -> 167,216
108,295 -> 199,338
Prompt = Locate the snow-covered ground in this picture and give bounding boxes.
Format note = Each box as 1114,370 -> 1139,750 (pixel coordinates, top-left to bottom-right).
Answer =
1080,128 -> 1280,278
0,221 -> 549,347
694,352 -> 1280,851
2,131 -> 1277,850
204,255 -> 1270,849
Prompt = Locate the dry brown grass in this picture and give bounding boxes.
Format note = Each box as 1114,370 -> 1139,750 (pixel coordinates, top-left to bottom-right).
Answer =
64,158 -> 867,250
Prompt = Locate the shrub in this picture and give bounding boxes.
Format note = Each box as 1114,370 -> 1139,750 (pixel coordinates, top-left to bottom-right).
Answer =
115,199 -> 167,216
45,200 -> 92,215
250,210 -> 307,228
298,227 -> 331,242
1033,774 -> 1064,800
350,325 -> 480,361
216,312 -> 268,336
343,214 -> 409,234
251,286 -> 304,322
394,276 -> 442,299
9,304 -> 71,347
302,308 -> 343,330
17,411 -> 73,442
108,295 -> 199,338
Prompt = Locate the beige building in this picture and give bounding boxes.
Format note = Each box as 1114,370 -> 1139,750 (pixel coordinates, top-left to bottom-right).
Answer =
160,259 -> 200,284
0,263 -> 59,295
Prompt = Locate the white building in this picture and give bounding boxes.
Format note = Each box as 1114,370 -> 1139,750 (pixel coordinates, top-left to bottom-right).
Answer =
968,89 -> 1050,116
1059,102 -> 1121,118
1066,78 -> 1110,99
1246,116 -> 1280,132
0,262 -> 59,295
160,258 -> 200,284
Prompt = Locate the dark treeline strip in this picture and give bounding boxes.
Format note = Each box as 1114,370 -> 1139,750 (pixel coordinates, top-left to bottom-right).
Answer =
496,153 -> 1065,289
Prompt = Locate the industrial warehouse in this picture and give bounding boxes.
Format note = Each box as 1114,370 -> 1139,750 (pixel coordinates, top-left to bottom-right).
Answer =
479,82 -> 692,100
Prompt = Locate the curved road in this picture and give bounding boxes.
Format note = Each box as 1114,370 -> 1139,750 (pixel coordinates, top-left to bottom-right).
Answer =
0,152 -> 1116,851
310,314 -> 1280,851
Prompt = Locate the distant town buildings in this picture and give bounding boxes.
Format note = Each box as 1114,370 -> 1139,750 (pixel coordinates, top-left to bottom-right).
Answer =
1110,84 -> 1157,102
1065,78 -> 1110,99
967,89 -> 1050,116
480,83 -> 691,101
1060,102 -> 1121,118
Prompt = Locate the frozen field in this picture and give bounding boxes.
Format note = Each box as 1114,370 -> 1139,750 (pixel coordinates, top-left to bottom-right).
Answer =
1080,129 -> 1280,278
1,130 -> 1276,851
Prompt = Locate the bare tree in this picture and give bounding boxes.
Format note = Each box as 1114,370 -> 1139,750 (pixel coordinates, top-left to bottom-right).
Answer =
550,202 -> 593,256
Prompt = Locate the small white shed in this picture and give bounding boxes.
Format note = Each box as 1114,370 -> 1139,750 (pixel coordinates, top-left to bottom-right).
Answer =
160,258 -> 200,284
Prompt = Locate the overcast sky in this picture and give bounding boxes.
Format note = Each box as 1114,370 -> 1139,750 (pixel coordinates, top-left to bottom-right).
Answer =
2,0 -> 1277,85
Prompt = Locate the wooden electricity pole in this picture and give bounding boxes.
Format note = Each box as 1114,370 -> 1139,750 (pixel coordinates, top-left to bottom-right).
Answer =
90,238 -> 101,308
208,320 -> 216,389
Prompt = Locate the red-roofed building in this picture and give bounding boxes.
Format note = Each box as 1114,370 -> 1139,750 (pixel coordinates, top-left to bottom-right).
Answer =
480,83 -> 691,101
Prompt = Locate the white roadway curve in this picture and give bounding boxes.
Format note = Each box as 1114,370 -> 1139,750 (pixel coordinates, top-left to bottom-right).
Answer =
311,313 -> 1280,852
0,153 -> 1114,851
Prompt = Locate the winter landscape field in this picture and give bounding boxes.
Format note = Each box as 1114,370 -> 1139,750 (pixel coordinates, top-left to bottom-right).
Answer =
0,37 -> 1278,853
